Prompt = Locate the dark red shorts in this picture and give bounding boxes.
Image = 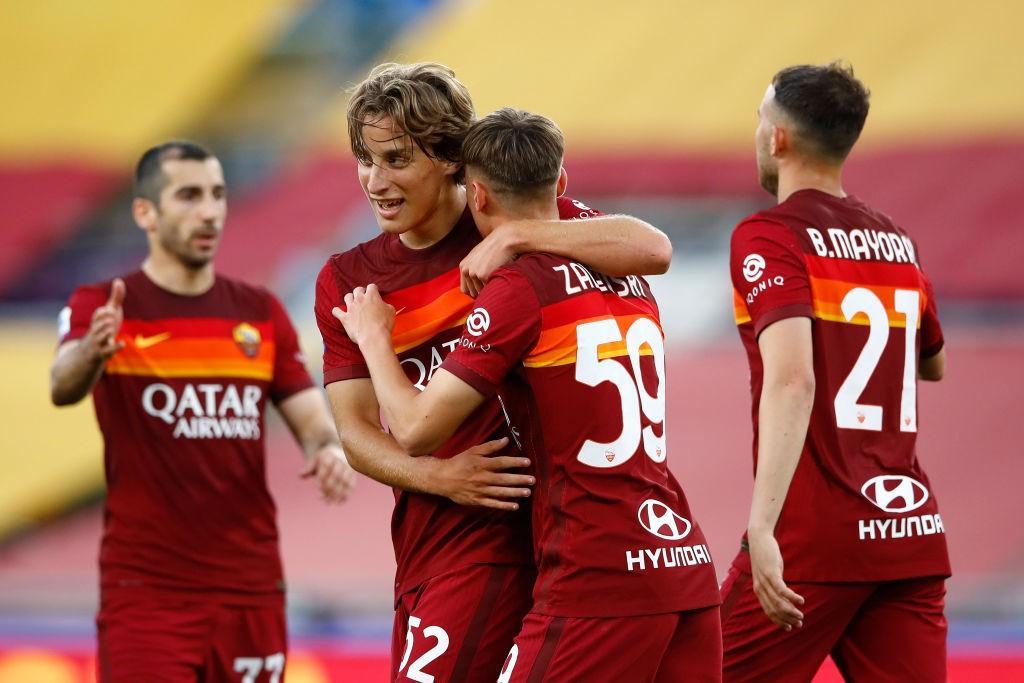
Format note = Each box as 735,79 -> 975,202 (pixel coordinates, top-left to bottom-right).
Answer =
497,606 -> 721,683
392,563 -> 534,683
720,554 -> 947,683
96,589 -> 286,683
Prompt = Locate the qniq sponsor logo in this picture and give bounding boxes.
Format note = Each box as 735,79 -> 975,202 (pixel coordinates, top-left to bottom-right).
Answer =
861,475 -> 929,513
637,499 -> 692,540
466,307 -> 490,336
742,254 -> 766,282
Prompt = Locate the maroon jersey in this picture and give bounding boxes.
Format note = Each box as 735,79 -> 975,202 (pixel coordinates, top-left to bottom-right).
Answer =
60,270 -> 314,603
442,254 -> 721,618
730,189 -> 950,582
315,198 -> 597,601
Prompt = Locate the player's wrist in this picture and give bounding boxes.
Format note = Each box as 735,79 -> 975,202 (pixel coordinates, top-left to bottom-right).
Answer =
496,221 -> 527,256
418,456 -> 450,497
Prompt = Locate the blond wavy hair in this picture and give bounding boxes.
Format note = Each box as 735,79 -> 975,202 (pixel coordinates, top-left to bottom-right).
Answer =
347,62 -> 475,182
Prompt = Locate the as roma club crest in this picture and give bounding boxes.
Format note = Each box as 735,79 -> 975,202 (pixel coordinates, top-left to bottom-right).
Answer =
233,322 -> 262,358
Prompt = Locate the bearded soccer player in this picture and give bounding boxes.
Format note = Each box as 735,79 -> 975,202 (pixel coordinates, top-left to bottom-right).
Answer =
314,64 -> 674,683
334,108 -> 722,683
50,141 -> 355,682
720,63 -> 950,682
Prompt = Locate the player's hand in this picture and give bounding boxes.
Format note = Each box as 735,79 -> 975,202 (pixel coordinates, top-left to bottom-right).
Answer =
748,529 -> 805,630
85,278 -> 126,361
300,445 -> 356,504
459,224 -> 519,298
429,437 -> 534,511
332,284 -> 396,346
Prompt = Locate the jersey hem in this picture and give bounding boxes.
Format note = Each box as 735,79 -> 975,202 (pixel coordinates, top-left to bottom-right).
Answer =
752,302 -> 815,337
441,356 -> 497,398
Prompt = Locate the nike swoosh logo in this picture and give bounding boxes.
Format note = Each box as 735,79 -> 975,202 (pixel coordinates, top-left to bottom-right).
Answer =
135,332 -> 171,349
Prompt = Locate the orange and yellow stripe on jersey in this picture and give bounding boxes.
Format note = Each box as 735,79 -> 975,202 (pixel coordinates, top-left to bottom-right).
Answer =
386,268 -> 474,355
525,291 -> 661,368
733,255 -> 929,328
106,318 -> 275,380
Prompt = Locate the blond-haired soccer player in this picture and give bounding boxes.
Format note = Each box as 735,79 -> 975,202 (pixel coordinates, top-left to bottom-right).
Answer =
335,107 -> 722,682
315,64 -> 675,682
721,62 -> 949,682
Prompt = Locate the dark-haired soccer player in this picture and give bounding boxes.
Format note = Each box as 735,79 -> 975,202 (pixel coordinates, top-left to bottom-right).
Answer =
51,141 -> 356,682
334,108 -> 721,683
315,64 -> 675,682
720,62 -> 950,682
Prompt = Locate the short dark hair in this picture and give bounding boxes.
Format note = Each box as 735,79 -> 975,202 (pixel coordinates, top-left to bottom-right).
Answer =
134,141 -> 214,203
772,61 -> 870,162
462,108 -> 563,200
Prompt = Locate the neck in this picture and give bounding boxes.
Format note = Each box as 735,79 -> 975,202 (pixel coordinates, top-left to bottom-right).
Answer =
399,183 -> 467,249
776,158 -> 845,204
141,252 -> 215,296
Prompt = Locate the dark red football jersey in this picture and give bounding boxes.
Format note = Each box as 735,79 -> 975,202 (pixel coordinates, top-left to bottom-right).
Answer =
730,189 -> 950,582
60,270 -> 314,603
315,198 -> 598,600
442,254 -> 721,618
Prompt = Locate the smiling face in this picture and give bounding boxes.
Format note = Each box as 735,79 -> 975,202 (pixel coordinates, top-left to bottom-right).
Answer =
137,157 -> 227,268
355,115 -> 461,245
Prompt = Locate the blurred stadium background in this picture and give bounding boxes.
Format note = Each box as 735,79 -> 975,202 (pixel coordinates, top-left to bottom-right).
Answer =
1,1 -> 1022,680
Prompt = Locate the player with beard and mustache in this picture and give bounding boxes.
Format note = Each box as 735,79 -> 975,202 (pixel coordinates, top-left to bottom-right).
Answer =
50,141 -> 356,682
721,63 -> 950,682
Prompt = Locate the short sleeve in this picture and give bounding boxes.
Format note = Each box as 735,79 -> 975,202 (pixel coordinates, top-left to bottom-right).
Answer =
730,218 -> 813,336
267,293 -> 315,403
441,268 -> 542,398
60,285 -> 108,344
919,271 -> 944,359
557,196 -> 603,221
314,260 -> 369,385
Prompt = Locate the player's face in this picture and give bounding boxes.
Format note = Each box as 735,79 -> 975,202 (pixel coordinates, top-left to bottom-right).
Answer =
756,85 -> 780,197
151,158 -> 227,269
356,115 -> 459,241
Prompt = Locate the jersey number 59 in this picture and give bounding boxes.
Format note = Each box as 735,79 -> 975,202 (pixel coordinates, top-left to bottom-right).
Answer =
574,317 -> 666,468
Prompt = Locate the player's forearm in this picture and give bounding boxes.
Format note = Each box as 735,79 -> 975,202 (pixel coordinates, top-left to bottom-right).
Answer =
511,215 -> 672,275
748,374 -> 815,536
358,332 -> 443,455
50,342 -> 105,406
338,416 -> 440,493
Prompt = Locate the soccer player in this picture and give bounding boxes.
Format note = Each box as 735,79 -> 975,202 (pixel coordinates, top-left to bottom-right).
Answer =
334,108 -> 722,683
50,141 -> 356,682
314,64 -> 676,682
721,62 -> 950,682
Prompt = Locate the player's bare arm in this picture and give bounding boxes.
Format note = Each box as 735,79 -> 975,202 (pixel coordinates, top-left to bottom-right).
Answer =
50,278 -> 126,406
333,285 -> 488,453
919,347 -> 946,381
326,378 -> 531,510
748,316 -> 815,631
276,387 -> 356,504
459,214 -> 672,297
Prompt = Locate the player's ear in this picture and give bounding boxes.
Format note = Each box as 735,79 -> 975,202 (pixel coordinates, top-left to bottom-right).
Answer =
132,197 -> 157,231
442,159 -> 462,179
770,124 -> 787,158
556,167 -> 568,197
469,180 -> 488,213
